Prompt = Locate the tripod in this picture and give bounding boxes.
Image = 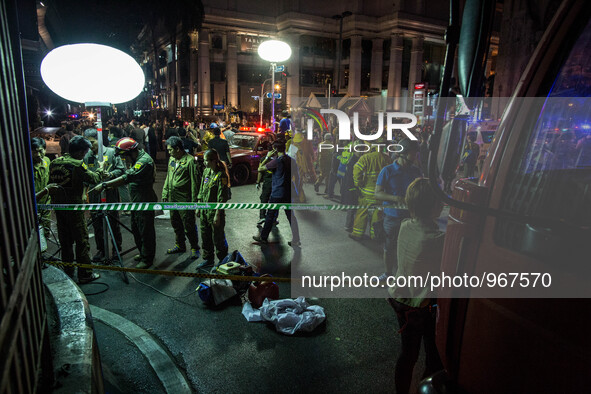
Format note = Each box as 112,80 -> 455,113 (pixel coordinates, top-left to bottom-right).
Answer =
88,209 -> 131,284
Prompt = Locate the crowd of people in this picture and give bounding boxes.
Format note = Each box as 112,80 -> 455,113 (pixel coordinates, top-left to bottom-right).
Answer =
34,114 -> 446,391
53,116 -> 234,164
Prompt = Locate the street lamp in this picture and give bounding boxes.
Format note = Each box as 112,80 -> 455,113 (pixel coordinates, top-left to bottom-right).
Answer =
41,43 -> 144,269
332,11 -> 352,97
258,39 -> 291,131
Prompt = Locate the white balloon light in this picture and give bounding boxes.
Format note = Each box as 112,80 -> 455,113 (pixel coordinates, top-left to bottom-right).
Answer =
257,40 -> 292,63
40,43 -> 145,104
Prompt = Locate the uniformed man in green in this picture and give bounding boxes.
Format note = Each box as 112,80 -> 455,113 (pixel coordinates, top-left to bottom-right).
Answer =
49,135 -> 105,283
162,136 -> 201,259
83,128 -> 126,260
196,150 -> 230,268
92,137 -> 157,269
31,137 -> 54,236
255,144 -> 274,227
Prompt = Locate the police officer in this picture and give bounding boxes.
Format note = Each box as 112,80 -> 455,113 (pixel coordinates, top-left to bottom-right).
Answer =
83,128 -> 126,260
49,135 -> 105,282
196,150 -> 231,268
92,138 -> 158,268
162,136 -> 201,258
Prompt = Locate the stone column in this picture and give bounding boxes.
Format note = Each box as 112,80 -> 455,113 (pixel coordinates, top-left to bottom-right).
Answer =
168,47 -> 175,115
370,38 -> 383,90
176,37 -> 182,110
189,32 -> 198,107
387,34 -> 403,110
164,52 -> 171,113
347,35 -> 362,96
198,29 -> 211,115
286,34 -> 300,109
408,35 -> 424,92
226,32 -> 238,108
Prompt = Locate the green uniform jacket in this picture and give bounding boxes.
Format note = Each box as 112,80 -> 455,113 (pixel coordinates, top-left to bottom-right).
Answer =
198,168 -> 230,203
162,153 -> 201,202
84,146 -> 126,203
49,154 -> 103,204
34,156 -> 51,204
122,150 -> 157,203
259,157 -> 273,186
316,142 -> 334,173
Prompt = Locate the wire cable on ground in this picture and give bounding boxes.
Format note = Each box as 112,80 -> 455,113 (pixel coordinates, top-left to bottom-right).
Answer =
80,282 -> 110,296
127,272 -> 199,299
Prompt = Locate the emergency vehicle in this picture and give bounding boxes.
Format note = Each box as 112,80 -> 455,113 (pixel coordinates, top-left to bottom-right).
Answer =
422,0 -> 591,392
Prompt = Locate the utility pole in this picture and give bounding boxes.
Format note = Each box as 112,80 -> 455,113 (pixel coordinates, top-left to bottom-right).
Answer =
332,11 -> 352,97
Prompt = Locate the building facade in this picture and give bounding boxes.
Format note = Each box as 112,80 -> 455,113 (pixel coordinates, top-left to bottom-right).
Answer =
141,0 -> 456,121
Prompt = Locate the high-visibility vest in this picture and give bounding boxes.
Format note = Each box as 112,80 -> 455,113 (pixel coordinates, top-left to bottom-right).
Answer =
336,143 -> 354,178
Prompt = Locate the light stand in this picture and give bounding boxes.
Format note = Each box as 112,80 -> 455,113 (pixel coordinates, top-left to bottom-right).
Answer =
41,43 -> 145,284
270,62 -> 276,131
258,40 -> 292,132
86,102 -> 129,284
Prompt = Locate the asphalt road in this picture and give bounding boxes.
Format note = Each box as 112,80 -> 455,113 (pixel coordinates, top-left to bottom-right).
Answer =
47,155 -> 449,393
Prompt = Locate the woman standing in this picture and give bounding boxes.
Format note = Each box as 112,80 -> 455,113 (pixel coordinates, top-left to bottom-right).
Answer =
196,150 -> 231,269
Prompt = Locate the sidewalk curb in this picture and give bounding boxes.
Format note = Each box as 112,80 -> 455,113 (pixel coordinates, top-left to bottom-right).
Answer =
89,305 -> 192,393
43,265 -> 104,393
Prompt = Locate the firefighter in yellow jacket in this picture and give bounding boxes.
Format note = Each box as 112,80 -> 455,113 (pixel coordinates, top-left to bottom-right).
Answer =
350,141 -> 391,240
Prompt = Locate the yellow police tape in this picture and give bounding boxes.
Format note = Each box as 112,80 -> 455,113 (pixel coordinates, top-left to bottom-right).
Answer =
44,260 -> 293,282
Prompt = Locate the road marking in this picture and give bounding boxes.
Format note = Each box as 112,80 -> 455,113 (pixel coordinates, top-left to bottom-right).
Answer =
90,305 -> 191,393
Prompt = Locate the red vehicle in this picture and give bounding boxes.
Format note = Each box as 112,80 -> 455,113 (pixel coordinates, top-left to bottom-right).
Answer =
238,125 -> 272,133
199,131 -> 275,185
423,0 -> 591,392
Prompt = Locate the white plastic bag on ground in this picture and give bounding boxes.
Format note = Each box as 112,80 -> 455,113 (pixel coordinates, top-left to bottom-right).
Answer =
241,302 -> 263,322
259,297 -> 326,335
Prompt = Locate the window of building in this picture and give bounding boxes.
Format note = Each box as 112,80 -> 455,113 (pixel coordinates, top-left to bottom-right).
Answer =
342,38 -> 351,59
361,40 -> 372,91
344,68 -> 349,88
401,38 -> 412,88
301,69 -> 333,87
422,42 -> 446,87
211,34 -> 223,50
238,64 -> 269,84
211,63 -> 226,82
383,38 -> 391,61
300,35 -> 336,57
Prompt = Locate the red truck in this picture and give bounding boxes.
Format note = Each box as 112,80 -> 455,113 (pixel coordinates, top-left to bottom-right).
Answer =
423,0 -> 591,392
